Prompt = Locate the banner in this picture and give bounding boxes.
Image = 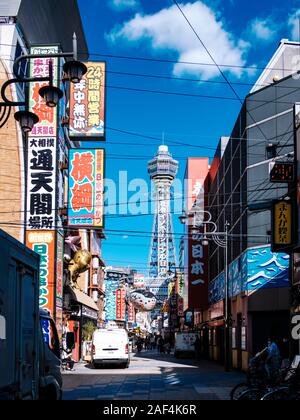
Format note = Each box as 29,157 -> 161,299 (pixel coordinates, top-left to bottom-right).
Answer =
68,149 -> 104,228
69,62 -> 106,139
26,137 -> 57,230
55,232 -> 64,340
271,200 -> 293,252
116,289 -> 126,321
29,46 -> 59,137
26,231 -> 55,316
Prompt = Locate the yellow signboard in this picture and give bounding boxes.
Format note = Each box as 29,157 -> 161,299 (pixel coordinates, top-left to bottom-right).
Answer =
272,200 -> 293,252
274,201 -> 292,245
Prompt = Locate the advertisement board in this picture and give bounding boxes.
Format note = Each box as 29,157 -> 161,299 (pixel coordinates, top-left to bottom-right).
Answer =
26,137 -> 57,231
26,231 -> 55,316
271,200 -> 293,252
55,232 -> 64,340
116,289 -> 126,321
68,149 -> 104,228
184,158 -> 209,311
69,62 -> 106,139
29,46 -> 59,137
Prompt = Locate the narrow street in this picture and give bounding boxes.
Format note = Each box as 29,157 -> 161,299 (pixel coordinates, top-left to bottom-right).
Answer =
62,351 -> 245,400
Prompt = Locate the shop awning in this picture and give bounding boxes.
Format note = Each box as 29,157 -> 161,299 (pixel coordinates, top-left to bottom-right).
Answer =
71,289 -> 99,311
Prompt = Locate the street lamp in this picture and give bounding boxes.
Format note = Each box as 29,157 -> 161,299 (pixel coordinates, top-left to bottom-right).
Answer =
0,33 -> 87,134
14,110 -> 39,133
39,60 -> 63,107
180,209 -> 231,371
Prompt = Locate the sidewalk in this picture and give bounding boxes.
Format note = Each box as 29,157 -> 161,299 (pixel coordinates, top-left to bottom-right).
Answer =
63,350 -> 246,400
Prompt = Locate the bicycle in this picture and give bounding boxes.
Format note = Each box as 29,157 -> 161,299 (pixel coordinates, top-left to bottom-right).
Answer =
230,349 -> 268,400
261,366 -> 300,400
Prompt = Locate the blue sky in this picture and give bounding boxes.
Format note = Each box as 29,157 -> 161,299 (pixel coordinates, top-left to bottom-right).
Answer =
77,0 -> 300,273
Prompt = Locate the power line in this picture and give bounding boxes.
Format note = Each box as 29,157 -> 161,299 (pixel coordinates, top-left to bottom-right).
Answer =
1,39 -> 300,73
171,0 -> 288,156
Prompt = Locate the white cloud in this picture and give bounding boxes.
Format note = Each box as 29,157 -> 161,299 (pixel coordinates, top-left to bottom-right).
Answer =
109,0 -> 139,11
106,1 -> 250,79
288,9 -> 300,41
249,18 -> 277,42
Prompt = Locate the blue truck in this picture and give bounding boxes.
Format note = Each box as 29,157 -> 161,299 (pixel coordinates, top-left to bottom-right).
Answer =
0,229 -> 63,400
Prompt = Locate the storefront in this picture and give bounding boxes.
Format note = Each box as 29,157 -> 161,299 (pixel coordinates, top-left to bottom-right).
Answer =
64,286 -> 99,362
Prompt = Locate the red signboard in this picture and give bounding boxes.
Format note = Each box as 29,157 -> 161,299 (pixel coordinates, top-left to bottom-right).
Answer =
116,289 -> 126,321
128,302 -> 135,323
185,158 -> 209,310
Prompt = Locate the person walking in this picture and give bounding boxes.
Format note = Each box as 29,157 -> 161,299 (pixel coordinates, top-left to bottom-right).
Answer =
265,337 -> 281,384
158,336 -> 165,354
150,335 -> 155,350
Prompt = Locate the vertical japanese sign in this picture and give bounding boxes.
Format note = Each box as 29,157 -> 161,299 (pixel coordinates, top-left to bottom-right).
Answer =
26,46 -> 60,320
68,149 -> 104,228
271,200 -> 293,252
186,159 -> 209,310
69,62 -> 106,139
26,231 -> 55,316
26,138 -> 57,230
56,232 -> 64,340
27,46 -> 59,231
128,302 -> 135,323
116,289 -> 126,321
29,46 -> 59,137
177,273 -> 184,317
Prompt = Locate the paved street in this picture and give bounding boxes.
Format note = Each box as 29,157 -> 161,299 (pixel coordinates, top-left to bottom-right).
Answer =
62,351 -> 245,400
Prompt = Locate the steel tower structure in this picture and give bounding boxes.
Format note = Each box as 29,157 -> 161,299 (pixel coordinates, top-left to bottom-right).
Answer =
148,145 -> 178,305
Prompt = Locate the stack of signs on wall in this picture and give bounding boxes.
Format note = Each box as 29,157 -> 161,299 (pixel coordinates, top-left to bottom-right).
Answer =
26,46 -> 60,318
68,149 -> 104,228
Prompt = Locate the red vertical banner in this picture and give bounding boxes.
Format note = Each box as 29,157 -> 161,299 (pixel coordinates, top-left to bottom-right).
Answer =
185,158 -> 209,311
128,302 -> 135,323
116,289 -> 126,321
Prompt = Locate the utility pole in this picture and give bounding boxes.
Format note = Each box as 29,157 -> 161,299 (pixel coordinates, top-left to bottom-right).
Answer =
224,221 -> 231,372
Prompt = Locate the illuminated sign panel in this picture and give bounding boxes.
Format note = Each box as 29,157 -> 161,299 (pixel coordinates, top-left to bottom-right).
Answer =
270,162 -> 294,183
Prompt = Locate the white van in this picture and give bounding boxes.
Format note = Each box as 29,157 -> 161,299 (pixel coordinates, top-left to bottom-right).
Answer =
91,328 -> 130,369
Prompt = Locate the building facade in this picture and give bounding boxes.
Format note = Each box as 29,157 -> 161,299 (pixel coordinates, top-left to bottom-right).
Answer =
205,40 -> 300,370
0,1 -> 106,361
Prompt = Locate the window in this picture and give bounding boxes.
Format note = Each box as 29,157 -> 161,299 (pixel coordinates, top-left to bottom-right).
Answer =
40,316 -> 60,358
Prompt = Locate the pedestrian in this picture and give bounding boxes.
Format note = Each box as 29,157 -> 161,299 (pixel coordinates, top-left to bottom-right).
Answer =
164,340 -> 171,355
150,335 -> 155,350
265,337 -> 281,384
158,337 -> 165,354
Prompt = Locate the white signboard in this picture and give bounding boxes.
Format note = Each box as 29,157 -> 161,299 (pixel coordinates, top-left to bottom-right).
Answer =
26,138 -> 57,230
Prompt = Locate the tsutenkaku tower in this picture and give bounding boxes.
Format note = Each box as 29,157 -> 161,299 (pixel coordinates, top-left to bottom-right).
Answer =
148,145 -> 178,302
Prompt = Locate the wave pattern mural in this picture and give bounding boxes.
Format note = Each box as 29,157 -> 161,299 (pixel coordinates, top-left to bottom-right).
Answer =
209,246 -> 289,305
